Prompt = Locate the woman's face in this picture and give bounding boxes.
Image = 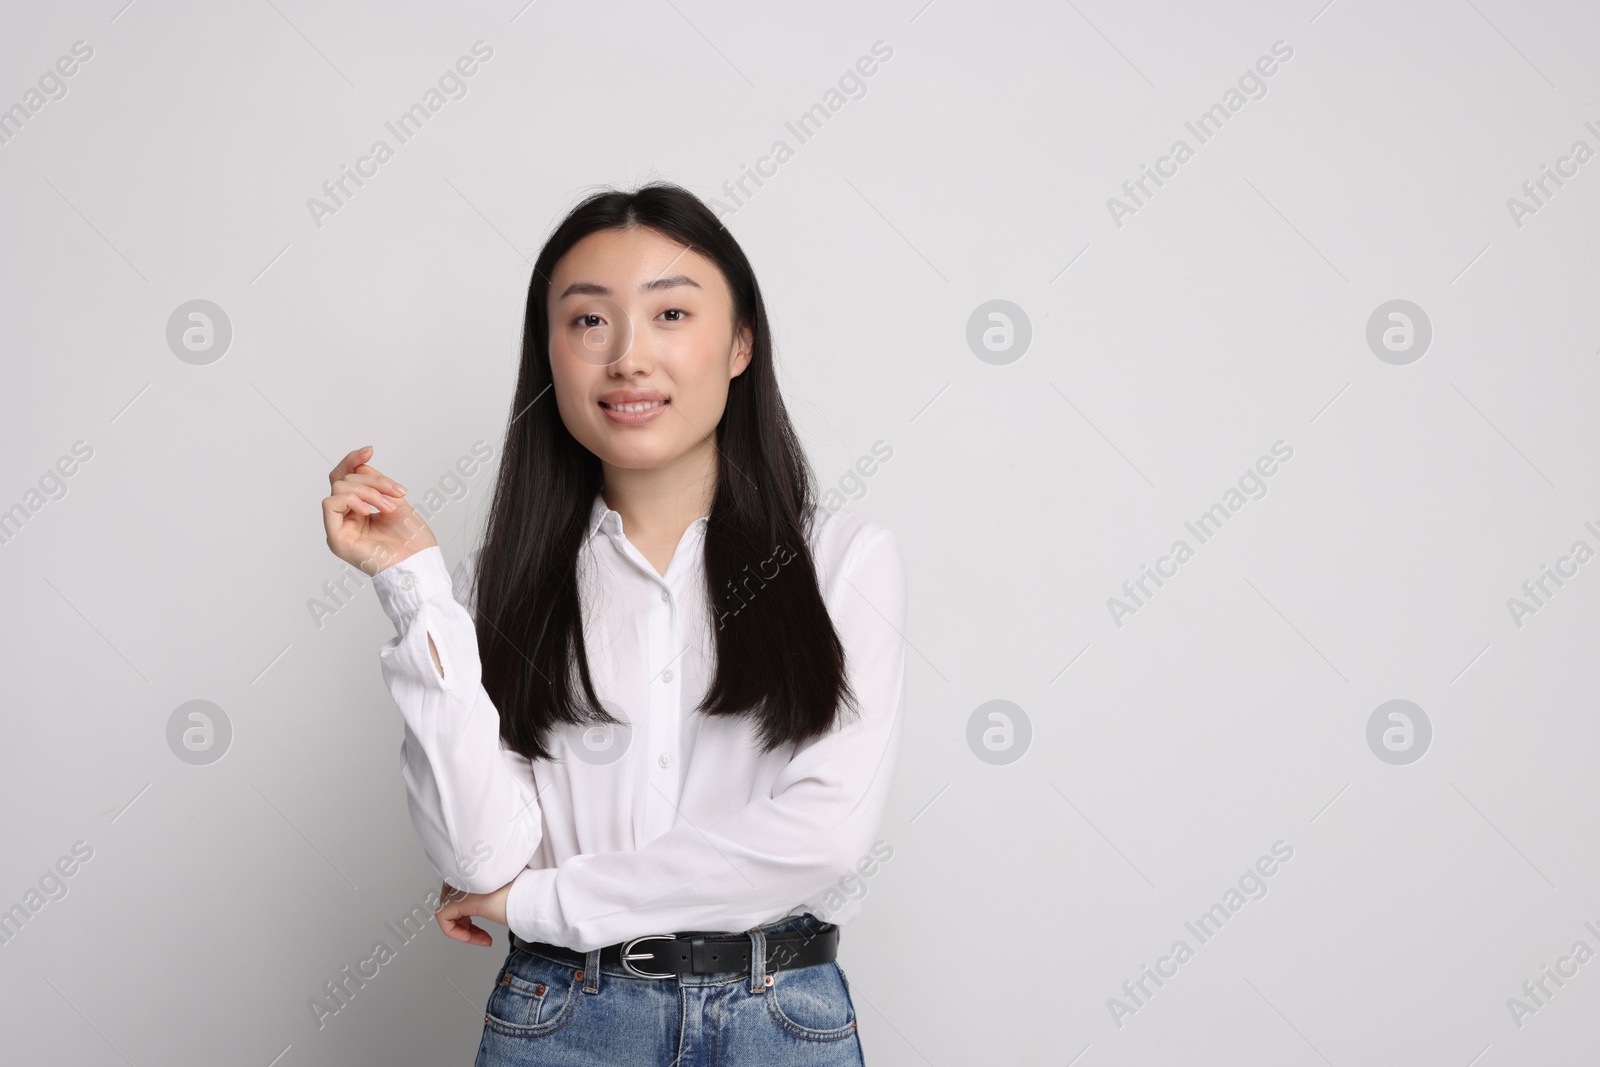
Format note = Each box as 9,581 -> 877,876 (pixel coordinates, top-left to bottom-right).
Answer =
547,226 -> 751,475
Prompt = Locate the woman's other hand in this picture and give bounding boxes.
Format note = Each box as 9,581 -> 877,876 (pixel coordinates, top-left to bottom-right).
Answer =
435,879 -> 512,947
322,445 -> 437,575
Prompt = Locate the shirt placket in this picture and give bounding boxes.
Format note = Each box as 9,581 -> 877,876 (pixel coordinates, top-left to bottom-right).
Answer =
643,573 -> 681,844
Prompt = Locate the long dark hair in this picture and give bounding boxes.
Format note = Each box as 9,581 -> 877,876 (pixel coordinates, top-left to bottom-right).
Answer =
473,182 -> 858,763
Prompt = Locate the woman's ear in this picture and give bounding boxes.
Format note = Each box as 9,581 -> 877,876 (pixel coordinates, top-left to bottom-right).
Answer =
730,327 -> 754,378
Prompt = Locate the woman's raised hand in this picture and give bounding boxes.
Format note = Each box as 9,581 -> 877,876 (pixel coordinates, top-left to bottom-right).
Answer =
322,445 -> 438,574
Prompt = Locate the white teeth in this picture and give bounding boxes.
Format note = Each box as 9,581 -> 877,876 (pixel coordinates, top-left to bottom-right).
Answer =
611,400 -> 664,413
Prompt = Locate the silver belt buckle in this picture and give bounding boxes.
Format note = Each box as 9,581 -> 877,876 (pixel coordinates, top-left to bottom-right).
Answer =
620,933 -> 677,979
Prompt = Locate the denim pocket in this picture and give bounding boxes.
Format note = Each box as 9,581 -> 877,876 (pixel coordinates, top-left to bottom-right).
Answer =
483,947 -> 581,1037
765,961 -> 858,1041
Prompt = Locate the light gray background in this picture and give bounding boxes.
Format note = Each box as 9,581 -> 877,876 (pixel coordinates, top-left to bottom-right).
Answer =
3,0 -> 1598,1063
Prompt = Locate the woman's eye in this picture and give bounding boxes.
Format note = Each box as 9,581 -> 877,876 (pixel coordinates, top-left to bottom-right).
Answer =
573,313 -> 604,328
660,308 -> 686,322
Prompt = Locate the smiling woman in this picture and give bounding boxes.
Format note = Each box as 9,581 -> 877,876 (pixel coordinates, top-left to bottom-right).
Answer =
319,182 -> 905,1065
545,227 -> 754,515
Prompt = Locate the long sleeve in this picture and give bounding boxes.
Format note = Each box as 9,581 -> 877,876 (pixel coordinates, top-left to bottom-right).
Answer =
372,544 -> 544,895
504,526 -> 907,951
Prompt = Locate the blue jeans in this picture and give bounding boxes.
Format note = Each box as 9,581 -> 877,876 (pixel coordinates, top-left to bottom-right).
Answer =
473,913 -> 865,1066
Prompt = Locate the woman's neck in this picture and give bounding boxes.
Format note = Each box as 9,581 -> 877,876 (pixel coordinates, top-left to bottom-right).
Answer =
599,448 -> 717,547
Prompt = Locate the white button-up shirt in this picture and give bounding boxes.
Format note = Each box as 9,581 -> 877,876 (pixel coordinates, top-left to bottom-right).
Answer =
372,490 -> 906,952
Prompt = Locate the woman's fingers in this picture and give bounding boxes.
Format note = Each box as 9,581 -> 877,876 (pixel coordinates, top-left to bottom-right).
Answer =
332,477 -> 398,515
321,447 -> 435,573
442,913 -> 489,946
345,468 -> 408,498
321,492 -> 372,552
435,884 -> 495,947
352,463 -> 407,498
333,490 -> 378,519
328,445 -> 374,489
322,490 -> 373,522
324,490 -> 378,537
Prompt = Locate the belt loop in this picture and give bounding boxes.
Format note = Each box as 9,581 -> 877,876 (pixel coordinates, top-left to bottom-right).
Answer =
583,948 -> 602,994
747,926 -> 768,994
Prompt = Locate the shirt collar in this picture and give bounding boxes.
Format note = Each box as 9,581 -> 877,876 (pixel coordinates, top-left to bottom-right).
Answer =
586,490 -> 617,540
585,490 -> 710,541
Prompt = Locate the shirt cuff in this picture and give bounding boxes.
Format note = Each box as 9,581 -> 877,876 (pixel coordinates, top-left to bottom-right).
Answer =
505,866 -> 560,945
370,544 -> 453,630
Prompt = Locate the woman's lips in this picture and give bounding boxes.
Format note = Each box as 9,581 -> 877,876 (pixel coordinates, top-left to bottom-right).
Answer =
599,397 -> 669,425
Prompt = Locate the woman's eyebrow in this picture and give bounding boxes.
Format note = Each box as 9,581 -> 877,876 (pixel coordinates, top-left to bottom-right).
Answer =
557,275 -> 702,299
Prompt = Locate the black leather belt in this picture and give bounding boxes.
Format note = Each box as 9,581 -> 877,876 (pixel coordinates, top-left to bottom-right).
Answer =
509,921 -> 839,979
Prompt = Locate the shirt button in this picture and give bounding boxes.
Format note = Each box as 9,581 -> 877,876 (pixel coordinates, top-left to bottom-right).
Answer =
659,753 -> 672,768
400,575 -> 414,590
660,589 -> 670,603
661,668 -> 674,683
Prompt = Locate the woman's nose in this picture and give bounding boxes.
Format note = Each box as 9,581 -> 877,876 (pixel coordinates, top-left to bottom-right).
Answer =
606,314 -> 653,370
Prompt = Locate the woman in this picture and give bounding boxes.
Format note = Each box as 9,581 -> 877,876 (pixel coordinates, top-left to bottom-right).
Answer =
321,182 -> 906,1065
